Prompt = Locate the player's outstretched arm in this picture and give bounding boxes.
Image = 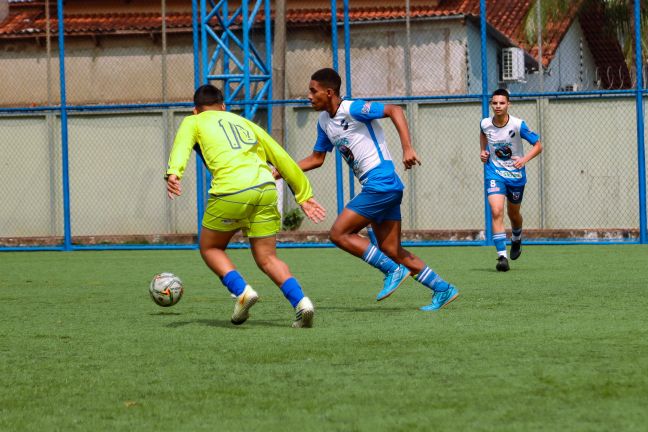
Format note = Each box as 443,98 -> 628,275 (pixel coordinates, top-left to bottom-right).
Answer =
299,198 -> 326,224
383,104 -> 421,169
273,151 -> 327,180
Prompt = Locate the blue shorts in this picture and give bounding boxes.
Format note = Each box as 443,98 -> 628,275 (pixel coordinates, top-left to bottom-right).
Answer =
346,190 -> 402,223
485,179 -> 525,204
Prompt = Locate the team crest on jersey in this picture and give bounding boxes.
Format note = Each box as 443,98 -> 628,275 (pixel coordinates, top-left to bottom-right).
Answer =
361,102 -> 372,114
494,144 -> 512,160
340,118 -> 349,130
508,129 -> 516,138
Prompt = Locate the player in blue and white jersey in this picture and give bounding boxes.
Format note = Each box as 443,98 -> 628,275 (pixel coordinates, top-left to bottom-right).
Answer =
277,68 -> 459,311
480,88 -> 543,272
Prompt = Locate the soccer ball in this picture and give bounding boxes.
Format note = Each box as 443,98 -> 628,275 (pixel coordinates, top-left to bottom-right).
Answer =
149,273 -> 184,307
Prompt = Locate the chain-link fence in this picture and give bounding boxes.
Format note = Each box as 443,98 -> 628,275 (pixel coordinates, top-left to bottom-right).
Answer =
1,0 -> 646,249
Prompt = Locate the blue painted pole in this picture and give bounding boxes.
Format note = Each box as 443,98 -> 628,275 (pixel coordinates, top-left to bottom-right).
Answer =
57,0 -> 72,251
242,0 -> 251,118
192,0 -> 205,239
200,0 -> 208,86
264,0 -> 272,132
480,0 -> 493,246
330,0 -> 344,215
634,0 -> 647,243
331,0 -> 338,71
343,0 -> 355,200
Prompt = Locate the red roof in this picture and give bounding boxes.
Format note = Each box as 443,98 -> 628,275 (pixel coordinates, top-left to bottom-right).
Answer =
0,0 -> 629,87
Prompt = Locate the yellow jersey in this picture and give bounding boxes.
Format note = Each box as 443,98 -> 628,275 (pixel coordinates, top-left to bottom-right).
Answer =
166,110 -> 312,204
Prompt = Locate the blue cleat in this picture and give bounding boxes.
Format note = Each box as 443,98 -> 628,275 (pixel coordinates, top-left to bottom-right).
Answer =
420,285 -> 459,311
376,264 -> 411,301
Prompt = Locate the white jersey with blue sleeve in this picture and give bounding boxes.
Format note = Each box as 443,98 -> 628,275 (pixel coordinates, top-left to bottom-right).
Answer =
480,114 -> 540,186
314,99 -> 404,193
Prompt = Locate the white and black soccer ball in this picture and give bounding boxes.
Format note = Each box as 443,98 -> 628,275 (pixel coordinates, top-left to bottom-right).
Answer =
149,273 -> 184,307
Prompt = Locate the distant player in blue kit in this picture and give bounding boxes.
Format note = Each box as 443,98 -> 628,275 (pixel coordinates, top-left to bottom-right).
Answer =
276,68 -> 459,311
480,89 -> 543,271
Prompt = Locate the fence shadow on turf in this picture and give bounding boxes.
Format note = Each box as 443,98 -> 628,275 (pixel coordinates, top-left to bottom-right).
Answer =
165,318 -> 287,329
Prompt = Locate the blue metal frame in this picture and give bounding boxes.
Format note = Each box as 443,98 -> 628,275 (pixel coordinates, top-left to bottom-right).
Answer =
192,0 -> 206,238
57,0 -> 72,251
343,0 -> 355,200
330,0 -> 345,215
200,0 -> 272,119
480,0 -> 492,246
634,0 -> 647,244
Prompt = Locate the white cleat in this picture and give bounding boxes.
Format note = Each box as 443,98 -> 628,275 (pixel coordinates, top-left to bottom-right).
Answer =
292,297 -> 314,328
231,285 -> 259,325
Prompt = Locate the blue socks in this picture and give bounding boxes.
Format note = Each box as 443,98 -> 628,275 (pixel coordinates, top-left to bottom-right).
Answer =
221,270 -> 247,296
362,245 -> 398,274
493,232 -> 507,257
280,277 -> 305,308
223,271 -> 305,308
414,266 -> 450,292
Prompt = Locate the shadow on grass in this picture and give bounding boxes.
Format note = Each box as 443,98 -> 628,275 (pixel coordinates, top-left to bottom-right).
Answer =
165,319 -> 286,329
317,306 -> 404,312
149,311 -> 182,316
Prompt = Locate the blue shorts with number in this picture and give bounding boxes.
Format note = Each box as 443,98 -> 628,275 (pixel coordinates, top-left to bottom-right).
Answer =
346,189 -> 402,223
485,178 -> 525,204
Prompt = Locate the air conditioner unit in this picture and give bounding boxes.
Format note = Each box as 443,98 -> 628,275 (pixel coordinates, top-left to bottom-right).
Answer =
563,83 -> 580,92
501,47 -> 526,82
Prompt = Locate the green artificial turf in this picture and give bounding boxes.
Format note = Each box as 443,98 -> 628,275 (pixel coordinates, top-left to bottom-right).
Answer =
1,245 -> 647,431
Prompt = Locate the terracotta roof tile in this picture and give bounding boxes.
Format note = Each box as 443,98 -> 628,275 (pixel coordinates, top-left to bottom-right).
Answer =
0,0 -> 629,88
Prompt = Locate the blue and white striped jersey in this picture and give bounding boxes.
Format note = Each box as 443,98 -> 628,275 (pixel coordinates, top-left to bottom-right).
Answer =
480,114 -> 540,186
314,99 -> 404,192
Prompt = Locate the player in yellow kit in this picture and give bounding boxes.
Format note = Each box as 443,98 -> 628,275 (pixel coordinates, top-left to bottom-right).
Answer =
165,84 -> 326,328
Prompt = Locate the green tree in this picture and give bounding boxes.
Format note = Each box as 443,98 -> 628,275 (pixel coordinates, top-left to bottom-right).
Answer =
524,0 -> 648,68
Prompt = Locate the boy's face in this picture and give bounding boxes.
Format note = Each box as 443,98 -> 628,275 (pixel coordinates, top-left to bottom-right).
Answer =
308,80 -> 333,111
490,95 -> 510,117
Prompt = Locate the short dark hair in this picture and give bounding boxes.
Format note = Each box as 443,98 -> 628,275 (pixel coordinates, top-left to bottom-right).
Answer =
194,84 -> 224,107
491,88 -> 510,101
311,68 -> 342,95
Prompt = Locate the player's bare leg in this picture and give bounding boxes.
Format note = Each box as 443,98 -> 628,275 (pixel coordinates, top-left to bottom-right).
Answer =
249,236 -> 313,328
200,227 -> 259,324
488,194 -> 509,271
328,208 -> 373,257
507,201 -> 523,260
329,209 -> 409,301
199,227 -> 239,276
250,236 -> 291,285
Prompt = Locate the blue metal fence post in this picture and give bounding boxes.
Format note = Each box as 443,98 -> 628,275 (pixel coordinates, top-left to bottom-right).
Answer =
57,0 -> 72,251
242,0 -> 251,118
635,0 -> 647,243
343,0 -> 355,200
331,0 -> 344,215
480,0 -> 493,246
192,0 -> 205,240
265,0 -> 272,132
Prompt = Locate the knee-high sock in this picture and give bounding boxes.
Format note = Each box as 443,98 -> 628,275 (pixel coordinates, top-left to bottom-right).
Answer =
362,244 -> 398,274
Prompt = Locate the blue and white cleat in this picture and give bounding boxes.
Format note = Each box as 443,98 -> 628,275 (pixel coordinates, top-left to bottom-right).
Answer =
420,285 -> 459,311
376,264 -> 411,301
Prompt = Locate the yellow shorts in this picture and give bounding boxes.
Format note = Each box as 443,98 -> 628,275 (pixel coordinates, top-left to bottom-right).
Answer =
202,183 -> 281,238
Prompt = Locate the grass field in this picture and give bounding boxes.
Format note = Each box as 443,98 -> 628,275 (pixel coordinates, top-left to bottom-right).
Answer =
1,245 -> 647,431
